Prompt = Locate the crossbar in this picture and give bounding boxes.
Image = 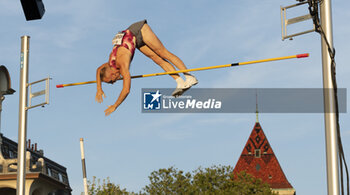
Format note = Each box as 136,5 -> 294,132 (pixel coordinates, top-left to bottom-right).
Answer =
56,53 -> 309,88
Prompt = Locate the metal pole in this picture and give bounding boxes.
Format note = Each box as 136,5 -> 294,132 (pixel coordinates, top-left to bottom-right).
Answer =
80,138 -> 88,195
17,35 -> 30,195
319,0 -> 340,194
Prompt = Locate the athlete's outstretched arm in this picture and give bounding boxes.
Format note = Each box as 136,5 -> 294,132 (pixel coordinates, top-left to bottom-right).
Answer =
104,62 -> 131,116
95,63 -> 108,103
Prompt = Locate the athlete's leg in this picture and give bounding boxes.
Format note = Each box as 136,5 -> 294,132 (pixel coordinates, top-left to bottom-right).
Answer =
140,24 -> 198,87
139,45 -> 180,80
140,24 -> 187,71
139,45 -> 188,96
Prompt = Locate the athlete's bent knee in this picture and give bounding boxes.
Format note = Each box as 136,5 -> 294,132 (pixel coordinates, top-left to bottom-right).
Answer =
155,48 -> 172,59
151,55 -> 166,66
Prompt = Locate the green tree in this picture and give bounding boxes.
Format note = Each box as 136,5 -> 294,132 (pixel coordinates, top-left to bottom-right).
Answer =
88,165 -> 275,195
144,165 -> 275,195
87,176 -> 130,195
144,167 -> 192,194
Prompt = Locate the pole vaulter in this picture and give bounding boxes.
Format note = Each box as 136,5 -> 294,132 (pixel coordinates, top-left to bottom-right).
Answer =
56,53 -> 309,88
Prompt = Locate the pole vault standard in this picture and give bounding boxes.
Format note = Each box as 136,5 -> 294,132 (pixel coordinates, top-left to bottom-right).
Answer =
17,35 -> 30,195
320,0 -> 339,194
56,53 -> 309,88
17,36 -> 50,195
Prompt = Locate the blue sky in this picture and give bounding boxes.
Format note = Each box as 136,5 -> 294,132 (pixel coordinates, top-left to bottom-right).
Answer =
1,1 -> 350,194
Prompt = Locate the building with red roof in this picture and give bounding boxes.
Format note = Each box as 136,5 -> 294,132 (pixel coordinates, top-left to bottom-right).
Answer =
233,121 -> 295,195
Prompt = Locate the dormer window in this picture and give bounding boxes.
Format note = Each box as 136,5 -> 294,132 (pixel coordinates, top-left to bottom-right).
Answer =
255,149 -> 261,158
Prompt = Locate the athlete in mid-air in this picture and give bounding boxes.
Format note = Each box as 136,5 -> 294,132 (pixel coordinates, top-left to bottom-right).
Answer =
96,20 -> 198,116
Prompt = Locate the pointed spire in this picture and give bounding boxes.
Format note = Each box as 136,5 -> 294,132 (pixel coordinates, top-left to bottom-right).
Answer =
256,90 -> 259,122
233,122 -> 294,191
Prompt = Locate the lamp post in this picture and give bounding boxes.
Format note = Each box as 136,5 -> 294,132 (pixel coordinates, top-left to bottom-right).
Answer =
17,35 -> 30,195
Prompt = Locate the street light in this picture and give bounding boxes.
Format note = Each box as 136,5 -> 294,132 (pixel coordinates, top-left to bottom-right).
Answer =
0,65 -> 15,133
20,0 -> 45,21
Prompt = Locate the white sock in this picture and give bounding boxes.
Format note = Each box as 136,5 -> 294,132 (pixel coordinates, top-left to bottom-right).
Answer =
175,77 -> 185,86
185,74 -> 194,80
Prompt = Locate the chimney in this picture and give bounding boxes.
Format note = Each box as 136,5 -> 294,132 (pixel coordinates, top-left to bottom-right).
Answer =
28,139 -> 31,149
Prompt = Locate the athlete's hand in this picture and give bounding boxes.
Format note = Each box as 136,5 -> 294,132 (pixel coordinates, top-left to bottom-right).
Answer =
104,104 -> 117,116
95,90 -> 106,103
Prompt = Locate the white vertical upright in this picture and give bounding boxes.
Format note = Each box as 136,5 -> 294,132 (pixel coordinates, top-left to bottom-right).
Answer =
319,0 -> 340,194
80,138 -> 88,195
17,35 -> 30,195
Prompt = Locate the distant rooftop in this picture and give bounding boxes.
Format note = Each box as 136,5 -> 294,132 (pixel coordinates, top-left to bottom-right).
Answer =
0,133 -> 71,194
233,122 -> 295,194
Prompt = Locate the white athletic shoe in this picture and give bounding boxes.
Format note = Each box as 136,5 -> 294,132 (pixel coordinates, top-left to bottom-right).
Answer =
172,76 -> 198,97
172,81 -> 190,97
185,75 -> 198,87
